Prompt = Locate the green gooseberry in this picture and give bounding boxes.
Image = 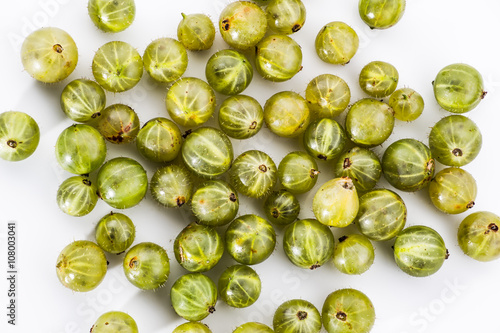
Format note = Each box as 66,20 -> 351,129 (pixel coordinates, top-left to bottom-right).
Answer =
264,91 -> 310,138
333,234 -> 374,275
150,164 -> 193,208
252,0 -> 272,5
359,61 -> 399,98
358,0 -> 406,29
458,211 -> 500,262
273,299 -> 322,333
356,189 -> 406,241
21,27 -> 78,83
96,104 -> 140,144
303,118 -> 347,161
266,0 -> 306,35
218,265 -> 261,308
389,88 -> 425,122
278,151 -> 320,194
393,225 -> 448,277
170,273 -> 217,322
92,41 -> 143,92
96,157 -> 148,209
143,37 -> 188,84
177,13 -> 216,51
205,49 -> 253,96
433,63 -> 485,113
60,79 -> 106,122
428,167 -> 477,214
166,77 -> 216,127
123,242 -> 170,290
229,150 -> 277,198
312,177 -> 359,228
0,111 -> 40,162
315,22 -> 359,65
428,115 -> 482,167
382,138 -> 435,192
174,222 -> 224,273
219,1 -> 267,50
57,176 -> 99,217
56,240 -> 107,292
218,95 -> 264,140
173,322 -> 212,333
182,127 -> 233,179
225,214 -> 276,265
255,35 -> 302,82
333,147 -> 382,193
305,74 -> 351,118
263,190 -> 300,226
191,180 -> 239,227
95,212 -> 135,254
322,288 -> 375,333
283,219 -> 335,270
90,311 -> 138,333
88,0 -> 136,33
233,322 -> 274,333
136,117 -> 182,163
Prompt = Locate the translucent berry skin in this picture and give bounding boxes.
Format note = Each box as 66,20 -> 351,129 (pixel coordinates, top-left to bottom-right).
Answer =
312,177 -> 359,228
333,147 -> 382,193
389,88 -> 424,122
166,77 -> 216,127
433,63 -> 485,113
206,49 -> 253,96
90,311 -> 138,333
394,225 -> 448,277
458,211 -> 500,262
359,0 -> 406,29
264,91 -> 310,138
174,222 -> 224,273
173,322 -> 212,333
315,22 -> 359,65
303,118 -> 347,161
56,240 -> 107,292
0,111 -> 40,162
150,164 -> 193,208
429,115 -> 482,167
305,74 -> 351,118
229,150 -> 277,198
123,242 -> 170,290
182,127 -> 233,179
57,176 -> 99,217
88,0 -> 136,33
225,214 -> 277,265
170,273 -> 217,322
359,61 -> 399,98
96,157 -> 148,209
264,190 -> 300,226
219,1 -> 267,50
60,79 -> 106,122
333,234 -> 374,275
322,288 -> 375,333
273,299 -> 322,333
92,41 -> 143,93
136,117 -> 182,163
21,27 -> 78,83
278,151 -> 320,194
428,167 -> 477,214
266,0 -> 306,35
283,219 -> 335,270
255,35 -> 302,82
96,104 -> 140,144
218,95 -> 264,140
356,189 -> 406,241
233,322 -> 274,333
218,265 -> 261,308
382,139 -> 435,192
191,180 -> 239,227
143,38 -> 188,84
177,13 -> 216,51
95,212 -> 135,254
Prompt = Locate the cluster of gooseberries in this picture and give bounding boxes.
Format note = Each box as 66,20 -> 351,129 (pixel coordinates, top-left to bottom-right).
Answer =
1,0 -> 498,332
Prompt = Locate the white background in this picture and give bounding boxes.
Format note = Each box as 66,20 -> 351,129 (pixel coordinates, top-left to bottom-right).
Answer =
1,0 -> 500,332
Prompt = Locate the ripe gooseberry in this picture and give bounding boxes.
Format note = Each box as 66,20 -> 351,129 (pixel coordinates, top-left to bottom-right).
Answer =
264,91 -> 310,138
263,190 -> 300,226
173,322 -> 212,333
388,88 -> 425,122
273,299 -> 322,333
278,151 -> 320,194
233,322 -> 274,333
303,118 -> 347,161
191,180 -> 239,227
218,265 -> 261,308
266,0 -> 306,35
60,79 -> 106,122
123,242 -> 170,290
458,211 -> 500,262
305,74 -> 351,118
218,95 -> 264,140
0,111 -> 40,162
150,164 -> 193,208
90,311 -> 138,333
255,35 -> 303,82
177,13 -> 216,51
333,147 -> 382,193
428,167 -> 477,214
359,61 -> 399,98
143,38 -> 188,84
170,273 -> 217,321
205,49 -> 253,96
96,104 -> 140,144
315,22 -> 359,65
358,0 -> 406,29
57,176 -> 99,217
333,234 -> 375,275
135,117 -> 182,163
88,0 -> 136,33
95,212 -> 135,254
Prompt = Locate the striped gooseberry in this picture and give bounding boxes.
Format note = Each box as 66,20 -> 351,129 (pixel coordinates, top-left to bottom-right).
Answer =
266,0 -> 306,35
264,91 -> 310,138
388,88 -> 425,122
57,176 -> 99,217
263,190 -> 300,226
170,273 -> 217,321
255,35 -> 302,82
60,79 -> 106,122
0,111 -> 40,162
359,61 -> 399,98
218,95 -> 264,140
278,151 -> 320,194
95,212 -> 135,254
358,0 -> 406,29
315,22 -> 359,65
458,211 -> 500,262
90,311 -> 138,333
303,118 -> 347,161
233,322 -> 274,333
333,147 -> 382,193
205,49 -> 253,96
305,74 -> 351,118
123,242 -> 170,290
177,13 -> 216,51
428,167 -> 477,214
150,164 -> 193,208
96,104 -> 140,144
273,299 -> 322,333
173,322 -> 212,333
191,180 -> 239,227
218,265 -> 261,308
143,38 -> 188,84
333,234 -> 375,275
88,0 -> 135,33
135,117 -> 182,163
